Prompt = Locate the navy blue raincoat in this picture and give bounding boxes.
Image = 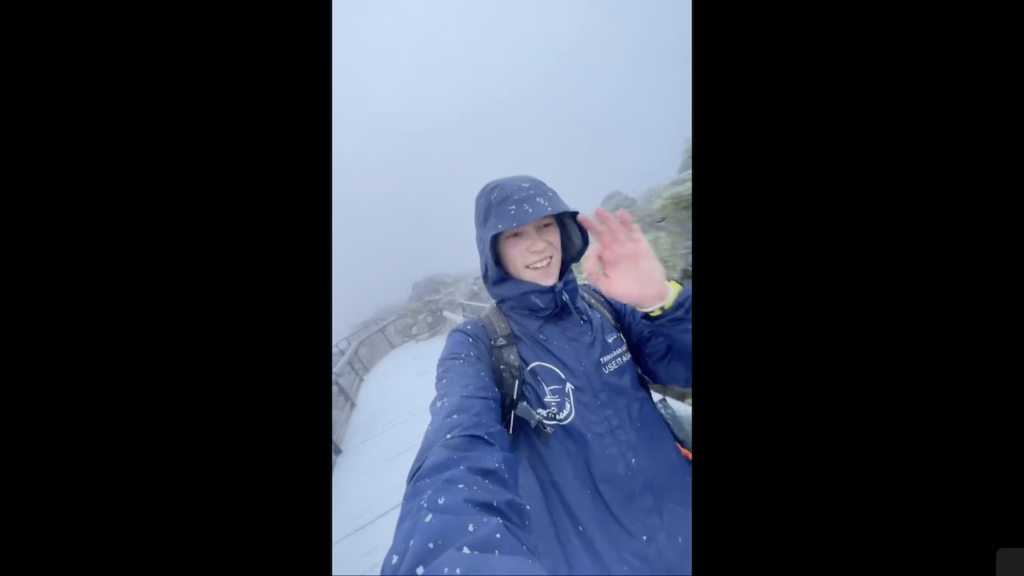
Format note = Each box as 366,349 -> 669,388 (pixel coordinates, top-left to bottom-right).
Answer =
381,176 -> 692,575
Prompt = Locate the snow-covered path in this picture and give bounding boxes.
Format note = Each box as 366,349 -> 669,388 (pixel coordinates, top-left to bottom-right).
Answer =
332,335 -> 447,576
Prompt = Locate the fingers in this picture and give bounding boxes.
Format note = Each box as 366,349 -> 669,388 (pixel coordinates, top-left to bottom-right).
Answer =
583,248 -> 603,284
577,213 -> 604,245
615,209 -> 641,242
594,208 -> 625,246
579,207 -> 638,249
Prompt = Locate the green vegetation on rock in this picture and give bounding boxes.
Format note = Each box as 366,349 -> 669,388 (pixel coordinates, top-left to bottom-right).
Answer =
587,144 -> 692,285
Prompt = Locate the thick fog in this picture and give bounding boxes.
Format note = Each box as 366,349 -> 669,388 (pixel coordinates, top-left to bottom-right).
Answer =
333,0 -> 692,344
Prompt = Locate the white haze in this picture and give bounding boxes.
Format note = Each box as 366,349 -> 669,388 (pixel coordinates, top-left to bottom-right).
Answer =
333,0 -> 692,344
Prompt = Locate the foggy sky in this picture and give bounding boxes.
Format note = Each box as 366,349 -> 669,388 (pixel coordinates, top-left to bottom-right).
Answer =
333,0 -> 692,344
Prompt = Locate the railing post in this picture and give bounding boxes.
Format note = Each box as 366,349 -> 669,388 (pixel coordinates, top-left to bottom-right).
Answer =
333,337 -> 350,354
354,354 -> 370,375
333,374 -> 355,405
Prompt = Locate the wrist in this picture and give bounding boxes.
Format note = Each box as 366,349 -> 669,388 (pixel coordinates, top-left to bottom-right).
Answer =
638,281 -> 682,317
636,281 -> 675,312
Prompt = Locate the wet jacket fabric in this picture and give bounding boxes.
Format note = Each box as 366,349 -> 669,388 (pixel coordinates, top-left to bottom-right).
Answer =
382,176 -> 692,575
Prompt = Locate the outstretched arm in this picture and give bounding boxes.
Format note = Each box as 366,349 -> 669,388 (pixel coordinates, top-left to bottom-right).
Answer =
381,325 -> 546,576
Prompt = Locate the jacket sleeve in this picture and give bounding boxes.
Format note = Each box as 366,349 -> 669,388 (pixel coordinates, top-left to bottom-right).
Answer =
605,283 -> 692,390
381,323 -> 547,576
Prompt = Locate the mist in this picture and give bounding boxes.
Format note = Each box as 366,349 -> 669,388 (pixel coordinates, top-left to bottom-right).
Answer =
333,0 -> 692,344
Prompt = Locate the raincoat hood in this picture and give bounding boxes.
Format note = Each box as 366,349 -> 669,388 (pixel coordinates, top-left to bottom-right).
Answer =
474,175 -> 589,318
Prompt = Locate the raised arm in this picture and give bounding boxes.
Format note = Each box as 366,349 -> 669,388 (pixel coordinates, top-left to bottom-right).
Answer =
603,282 -> 691,389
577,208 -> 692,389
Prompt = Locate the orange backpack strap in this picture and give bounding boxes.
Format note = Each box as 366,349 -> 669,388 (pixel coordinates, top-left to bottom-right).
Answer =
677,444 -> 692,460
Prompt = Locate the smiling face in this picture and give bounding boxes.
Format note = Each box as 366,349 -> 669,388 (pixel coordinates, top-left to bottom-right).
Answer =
495,215 -> 563,286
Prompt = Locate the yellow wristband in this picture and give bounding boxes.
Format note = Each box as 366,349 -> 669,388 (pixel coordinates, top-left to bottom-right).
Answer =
646,281 -> 682,317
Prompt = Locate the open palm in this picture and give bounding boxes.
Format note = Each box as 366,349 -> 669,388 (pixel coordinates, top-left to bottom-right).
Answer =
577,208 -> 670,310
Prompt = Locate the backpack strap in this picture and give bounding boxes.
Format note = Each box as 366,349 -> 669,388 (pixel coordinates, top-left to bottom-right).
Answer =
578,284 -> 657,394
577,284 -> 619,330
480,304 -> 553,438
579,284 -> 690,451
480,305 -> 521,433
482,293 -> 684,445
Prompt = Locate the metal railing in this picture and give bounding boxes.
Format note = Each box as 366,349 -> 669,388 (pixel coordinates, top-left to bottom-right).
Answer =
456,300 -> 491,318
333,317 -> 393,366
332,301 -> 491,471
332,316 -> 401,466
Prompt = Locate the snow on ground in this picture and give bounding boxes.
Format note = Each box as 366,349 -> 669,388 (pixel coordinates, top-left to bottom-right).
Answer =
650,391 -> 692,448
651,391 -> 692,417
332,334 -> 448,576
